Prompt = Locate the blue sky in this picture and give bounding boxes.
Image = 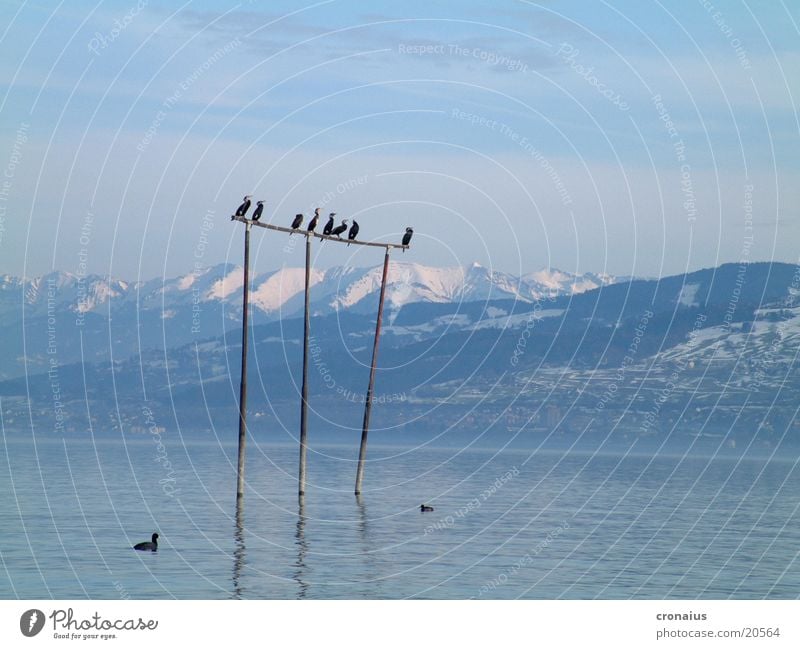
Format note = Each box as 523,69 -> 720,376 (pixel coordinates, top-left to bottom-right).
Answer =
0,0 -> 797,281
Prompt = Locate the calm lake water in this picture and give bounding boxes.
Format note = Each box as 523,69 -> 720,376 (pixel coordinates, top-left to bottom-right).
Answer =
1,433 -> 799,599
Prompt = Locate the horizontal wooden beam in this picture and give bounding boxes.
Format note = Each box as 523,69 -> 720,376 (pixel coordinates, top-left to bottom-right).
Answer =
231,215 -> 409,250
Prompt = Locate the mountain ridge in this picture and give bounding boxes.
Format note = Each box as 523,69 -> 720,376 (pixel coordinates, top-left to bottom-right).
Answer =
2,261 -> 798,449
1,261 -> 618,320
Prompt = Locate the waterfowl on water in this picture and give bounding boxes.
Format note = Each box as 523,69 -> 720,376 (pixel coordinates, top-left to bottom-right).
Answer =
133,533 -> 159,552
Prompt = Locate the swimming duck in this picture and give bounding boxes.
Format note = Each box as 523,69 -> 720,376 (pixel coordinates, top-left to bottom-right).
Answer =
420,504 -> 434,512
133,533 -> 159,552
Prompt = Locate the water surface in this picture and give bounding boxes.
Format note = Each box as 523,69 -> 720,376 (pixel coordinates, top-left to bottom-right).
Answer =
1,433 -> 798,599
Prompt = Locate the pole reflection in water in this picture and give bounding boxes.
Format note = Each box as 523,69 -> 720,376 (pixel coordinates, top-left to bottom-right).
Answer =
355,494 -> 380,598
232,499 -> 246,599
294,495 -> 309,599
356,494 -> 368,539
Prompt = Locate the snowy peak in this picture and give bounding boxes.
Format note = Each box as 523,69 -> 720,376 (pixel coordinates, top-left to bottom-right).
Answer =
522,267 -> 614,296
0,271 -> 131,317
206,267 -> 244,300
252,262 -> 615,316
316,262 -> 539,313
251,267 -> 325,313
139,263 -> 238,300
0,262 -> 619,321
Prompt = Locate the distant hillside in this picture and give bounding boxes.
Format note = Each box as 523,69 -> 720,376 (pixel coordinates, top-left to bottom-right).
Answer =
0,262 -> 615,380
1,261 -> 797,450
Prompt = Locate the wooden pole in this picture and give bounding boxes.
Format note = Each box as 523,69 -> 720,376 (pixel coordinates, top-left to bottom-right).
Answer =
294,494 -> 308,598
236,222 -> 251,503
232,497 -> 245,598
298,234 -> 311,495
229,214 -> 410,499
354,248 -> 391,495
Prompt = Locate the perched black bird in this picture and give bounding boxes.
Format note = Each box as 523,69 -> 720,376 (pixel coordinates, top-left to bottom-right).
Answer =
251,201 -> 264,222
420,504 -> 434,512
322,213 -> 335,236
401,227 -> 413,251
133,532 -> 159,552
307,208 -> 320,233
330,219 -> 348,238
234,195 -> 252,218
290,213 -> 303,231
347,220 -> 359,244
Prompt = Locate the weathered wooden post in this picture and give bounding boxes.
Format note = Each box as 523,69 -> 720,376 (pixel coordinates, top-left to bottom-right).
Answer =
232,498 -> 245,598
294,495 -> 308,598
298,233 -> 312,495
236,221 -> 251,503
354,248 -> 391,495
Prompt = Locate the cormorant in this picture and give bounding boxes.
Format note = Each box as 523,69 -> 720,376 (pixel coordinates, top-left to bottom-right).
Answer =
290,213 -> 303,230
251,201 -> 264,222
322,213 -> 335,236
420,504 -> 434,512
402,227 -> 413,251
133,532 -> 159,552
307,208 -> 320,233
330,219 -> 348,238
347,220 -> 359,244
234,196 -> 252,218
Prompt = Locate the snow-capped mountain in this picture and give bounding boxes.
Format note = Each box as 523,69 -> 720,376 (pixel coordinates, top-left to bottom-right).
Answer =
2,261 -> 798,447
0,262 -> 616,321
0,262 -> 618,380
522,268 -> 615,295
0,271 -> 130,320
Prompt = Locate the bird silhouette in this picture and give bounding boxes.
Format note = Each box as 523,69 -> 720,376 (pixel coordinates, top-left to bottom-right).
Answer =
330,219 -> 348,238
347,220 -> 359,244
307,208 -> 320,232
401,227 -> 413,252
323,213 -> 335,236
233,195 -> 252,219
290,213 -> 303,231
251,201 -> 264,222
